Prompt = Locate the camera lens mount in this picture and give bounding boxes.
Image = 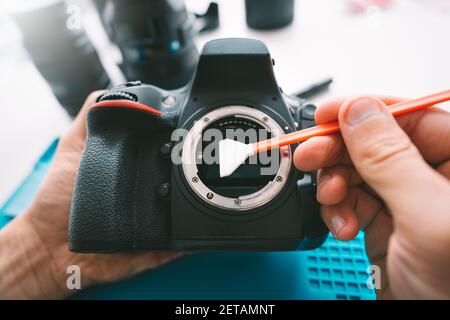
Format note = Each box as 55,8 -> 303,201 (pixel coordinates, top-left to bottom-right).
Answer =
181,106 -> 292,212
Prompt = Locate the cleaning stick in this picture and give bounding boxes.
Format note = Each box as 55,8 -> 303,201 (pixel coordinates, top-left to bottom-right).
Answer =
219,89 -> 450,178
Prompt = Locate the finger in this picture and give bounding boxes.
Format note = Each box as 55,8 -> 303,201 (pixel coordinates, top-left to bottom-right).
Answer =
363,211 -> 392,266
293,134 -> 351,171
320,186 -> 386,239
352,190 -> 392,297
316,166 -> 363,205
338,96 -> 450,220
317,96 -> 450,164
321,204 -> 359,241
395,107 -> 450,164
58,91 -> 104,153
315,95 -> 405,124
68,90 -> 105,141
370,258 -> 392,299
320,186 -> 393,296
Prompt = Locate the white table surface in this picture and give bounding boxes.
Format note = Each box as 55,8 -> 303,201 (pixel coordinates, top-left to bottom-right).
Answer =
0,0 -> 449,206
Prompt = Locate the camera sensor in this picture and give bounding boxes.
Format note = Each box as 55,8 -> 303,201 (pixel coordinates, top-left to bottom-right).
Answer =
197,116 -> 280,198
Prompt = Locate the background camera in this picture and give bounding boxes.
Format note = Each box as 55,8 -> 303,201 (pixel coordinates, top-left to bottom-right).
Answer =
11,0 -> 219,116
94,0 -> 219,90
11,1 -> 111,117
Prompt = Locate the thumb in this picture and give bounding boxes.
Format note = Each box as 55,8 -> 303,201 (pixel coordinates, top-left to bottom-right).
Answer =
68,90 -> 105,141
59,90 -> 104,152
338,96 -> 448,216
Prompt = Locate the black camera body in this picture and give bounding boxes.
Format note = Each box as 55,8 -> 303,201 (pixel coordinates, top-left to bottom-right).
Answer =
69,38 -> 328,252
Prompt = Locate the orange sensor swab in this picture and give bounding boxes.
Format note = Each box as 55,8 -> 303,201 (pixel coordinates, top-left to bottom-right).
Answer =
219,89 -> 450,177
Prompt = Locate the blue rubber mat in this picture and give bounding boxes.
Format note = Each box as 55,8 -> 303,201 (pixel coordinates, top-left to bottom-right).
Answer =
0,139 -> 57,217
0,139 -> 375,300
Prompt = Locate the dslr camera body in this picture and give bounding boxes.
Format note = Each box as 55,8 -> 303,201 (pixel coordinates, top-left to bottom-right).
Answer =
69,38 -> 328,252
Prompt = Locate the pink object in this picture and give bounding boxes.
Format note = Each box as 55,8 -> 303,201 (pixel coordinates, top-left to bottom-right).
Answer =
347,0 -> 393,13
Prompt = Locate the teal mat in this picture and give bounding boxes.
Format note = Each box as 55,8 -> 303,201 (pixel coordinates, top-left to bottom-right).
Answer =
0,139 -> 57,217
0,140 -> 375,300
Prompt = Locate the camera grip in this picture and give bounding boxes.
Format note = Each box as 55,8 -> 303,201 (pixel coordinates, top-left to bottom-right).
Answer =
69,107 -> 174,252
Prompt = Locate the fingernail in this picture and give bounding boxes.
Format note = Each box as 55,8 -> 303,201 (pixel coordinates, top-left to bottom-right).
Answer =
331,215 -> 346,236
344,97 -> 383,126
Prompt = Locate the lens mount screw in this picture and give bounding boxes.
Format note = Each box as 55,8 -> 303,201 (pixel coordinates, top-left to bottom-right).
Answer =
276,176 -> 283,182
207,192 -> 214,199
192,177 -> 199,183
234,199 -> 241,206
262,116 -> 268,122
203,117 -> 209,123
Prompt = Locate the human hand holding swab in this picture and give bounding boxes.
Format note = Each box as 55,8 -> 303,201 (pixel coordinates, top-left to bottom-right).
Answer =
219,89 -> 450,178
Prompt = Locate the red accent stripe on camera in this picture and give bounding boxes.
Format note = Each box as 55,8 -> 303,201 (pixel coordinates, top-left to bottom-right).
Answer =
91,100 -> 163,115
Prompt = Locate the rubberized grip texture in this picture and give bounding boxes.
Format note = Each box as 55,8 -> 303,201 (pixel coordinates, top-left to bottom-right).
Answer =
69,107 -> 174,252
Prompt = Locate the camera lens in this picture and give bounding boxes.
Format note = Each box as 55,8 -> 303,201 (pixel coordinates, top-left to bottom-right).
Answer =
95,0 -> 198,89
197,116 -> 280,198
12,1 -> 111,117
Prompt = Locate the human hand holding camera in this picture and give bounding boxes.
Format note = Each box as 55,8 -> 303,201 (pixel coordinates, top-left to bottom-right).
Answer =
294,96 -> 450,299
0,92 -> 182,299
